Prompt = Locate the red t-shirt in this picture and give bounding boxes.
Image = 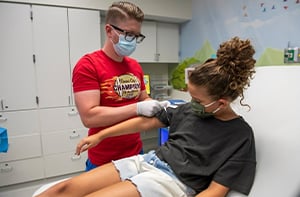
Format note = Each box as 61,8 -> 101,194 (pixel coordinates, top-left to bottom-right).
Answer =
72,50 -> 145,166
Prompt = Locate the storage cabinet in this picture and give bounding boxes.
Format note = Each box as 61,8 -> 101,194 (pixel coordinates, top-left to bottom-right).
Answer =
32,5 -> 71,108
68,8 -> 101,69
131,21 -> 157,62
157,22 -> 179,63
68,8 -> 101,105
0,158 -> 44,186
0,110 -> 42,186
0,110 -> 39,137
39,107 -> 87,154
131,21 -> 179,63
44,151 -> 87,178
42,129 -> 86,155
0,3 -> 102,110
0,3 -> 36,111
0,2 -> 100,187
0,110 -> 41,163
39,107 -> 88,178
33,6 -> 101,108
0,134 -> 42,162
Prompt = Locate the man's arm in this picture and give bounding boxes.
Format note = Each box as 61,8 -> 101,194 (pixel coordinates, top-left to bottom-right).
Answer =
138,90 -> 151,101
195,181 -> 229,197
74,90 -> 138,128
74,90 -> 158,128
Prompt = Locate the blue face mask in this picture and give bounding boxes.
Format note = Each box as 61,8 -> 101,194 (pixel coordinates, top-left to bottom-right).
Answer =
112,32 -> 137,57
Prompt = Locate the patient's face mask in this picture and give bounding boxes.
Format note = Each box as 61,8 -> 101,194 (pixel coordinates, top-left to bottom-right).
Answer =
191,99 -> 220,118
111,30 -> 136,57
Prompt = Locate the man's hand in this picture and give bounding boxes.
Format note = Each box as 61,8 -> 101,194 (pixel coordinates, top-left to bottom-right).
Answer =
159,100 -> 171,108
136,100 -> 164,117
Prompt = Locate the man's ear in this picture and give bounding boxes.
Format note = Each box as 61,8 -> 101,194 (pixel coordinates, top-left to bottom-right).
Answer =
105,24 -> 113,37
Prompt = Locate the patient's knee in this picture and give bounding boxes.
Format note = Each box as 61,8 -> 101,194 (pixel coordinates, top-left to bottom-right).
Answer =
54,180 -> 70,193
37,179 -> 73,197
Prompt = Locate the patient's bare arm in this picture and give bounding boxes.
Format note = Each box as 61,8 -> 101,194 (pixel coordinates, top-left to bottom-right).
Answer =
195,181 -> 229,197
76,116 -> 164,154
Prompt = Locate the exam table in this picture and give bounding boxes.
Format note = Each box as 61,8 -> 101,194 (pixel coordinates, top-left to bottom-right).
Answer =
33,66 -> 300,197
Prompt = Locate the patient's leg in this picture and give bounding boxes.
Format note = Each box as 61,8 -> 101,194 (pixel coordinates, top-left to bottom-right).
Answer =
36,162 -> 121,197
85,180 -> 140,197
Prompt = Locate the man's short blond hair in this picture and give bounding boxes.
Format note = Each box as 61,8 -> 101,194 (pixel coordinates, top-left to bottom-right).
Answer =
105,1 -> 144,25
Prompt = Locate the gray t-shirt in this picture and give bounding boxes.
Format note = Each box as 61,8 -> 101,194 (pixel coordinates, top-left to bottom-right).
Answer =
155,103 -> 256,195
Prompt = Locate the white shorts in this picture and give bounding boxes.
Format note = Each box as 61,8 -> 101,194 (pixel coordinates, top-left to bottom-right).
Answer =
112,150 -> 196,197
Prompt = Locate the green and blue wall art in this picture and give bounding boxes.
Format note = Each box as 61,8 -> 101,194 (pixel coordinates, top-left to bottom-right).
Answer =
171,0 -> 300,90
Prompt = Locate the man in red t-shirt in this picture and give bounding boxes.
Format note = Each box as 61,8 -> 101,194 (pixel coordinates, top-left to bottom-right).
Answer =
73,1 -> 165,170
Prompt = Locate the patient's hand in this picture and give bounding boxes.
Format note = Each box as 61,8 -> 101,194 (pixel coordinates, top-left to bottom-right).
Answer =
76,134 -> 101,155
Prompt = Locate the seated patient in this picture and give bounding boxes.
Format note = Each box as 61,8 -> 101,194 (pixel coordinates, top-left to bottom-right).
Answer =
36,37 -> 256,197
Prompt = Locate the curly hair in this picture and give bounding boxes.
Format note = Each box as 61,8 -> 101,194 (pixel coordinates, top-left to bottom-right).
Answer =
105,1 -> 144,24
188,37 -> 256,107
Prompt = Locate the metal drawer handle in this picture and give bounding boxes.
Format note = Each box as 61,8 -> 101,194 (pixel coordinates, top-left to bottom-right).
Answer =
0,117 -> 7,122
68,110 -> 78,116
69,132 -> 80,139
1,164 -> 13,173
0,99 -> 4,110
71,154 -> 81,161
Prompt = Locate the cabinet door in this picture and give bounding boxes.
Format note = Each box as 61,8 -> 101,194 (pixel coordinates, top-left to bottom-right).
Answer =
68,8 -> 101,105
32,5 -> 71,108
44,151 -> 87,177
0,3 -> 36,111
42,128 -> 87,155
39,107 -> 85,134
157,22 -> 179,63
68,8 -> 101,69
0,157 -> 44,186
131,21 -> 157,62
0,134 -> 42,162
0,110 -> 39,137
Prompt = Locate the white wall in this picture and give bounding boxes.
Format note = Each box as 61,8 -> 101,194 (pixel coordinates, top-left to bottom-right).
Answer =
231,66 -> 300,196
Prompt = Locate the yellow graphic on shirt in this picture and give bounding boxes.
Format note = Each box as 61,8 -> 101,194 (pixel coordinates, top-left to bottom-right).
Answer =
101,74 -> 141,101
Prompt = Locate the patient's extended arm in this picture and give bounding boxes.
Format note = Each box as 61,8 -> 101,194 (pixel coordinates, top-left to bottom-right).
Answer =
76,116 -> 165,155
195,181 -> 229,197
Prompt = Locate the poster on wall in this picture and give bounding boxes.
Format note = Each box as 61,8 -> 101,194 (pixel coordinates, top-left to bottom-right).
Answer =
174,0 -> 300,90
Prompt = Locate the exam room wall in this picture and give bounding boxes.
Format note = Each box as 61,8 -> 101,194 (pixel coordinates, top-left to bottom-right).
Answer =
179,0 -> 300,63
171,0 -> 300,101
174,0 -> 300,196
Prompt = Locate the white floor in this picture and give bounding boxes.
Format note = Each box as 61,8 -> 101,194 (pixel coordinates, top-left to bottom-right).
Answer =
0,185 -> 41,197
0,172 -> 81,197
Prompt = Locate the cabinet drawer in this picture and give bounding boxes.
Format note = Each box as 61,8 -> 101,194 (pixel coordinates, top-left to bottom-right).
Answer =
141,128 -> 159,140
39,107 -> 86,133
42,129 -> 86,155
142,137 -> 159,153
0,110 -> 39,136
0,157 -> 44,186
44,151 -> 87,178
0,134 -> 42,162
